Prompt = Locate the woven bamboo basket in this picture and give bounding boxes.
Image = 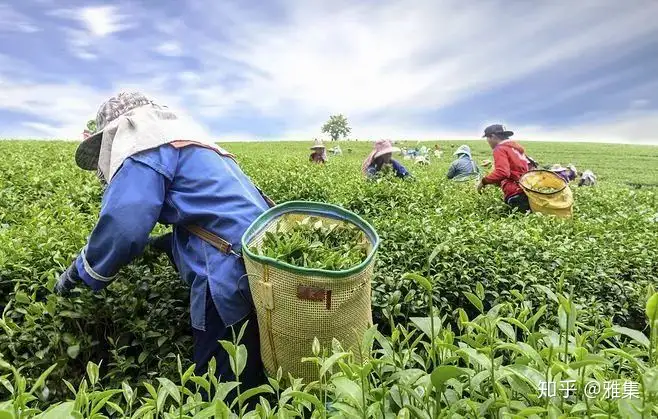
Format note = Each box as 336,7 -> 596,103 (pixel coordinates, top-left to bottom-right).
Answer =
241,201 -> 380,382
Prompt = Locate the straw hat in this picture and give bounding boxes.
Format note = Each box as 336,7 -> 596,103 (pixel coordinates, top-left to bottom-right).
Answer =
310,139 -> 325,150
372,139 -> 400,159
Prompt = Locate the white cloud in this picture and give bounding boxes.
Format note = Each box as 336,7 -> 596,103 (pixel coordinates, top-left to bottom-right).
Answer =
178,72 -> 200,83
517,111 -> 658,144
155,41 -> 182,57
0,80 -> 106,139
0,4 -> 40,33
50,6 -> 132,37
630,99 -> 649,109
49,6 -> 134,59
80,6 -> 132,37
1,0 -> 658,144
183,0 -> 658,122
22,121 -> 62,134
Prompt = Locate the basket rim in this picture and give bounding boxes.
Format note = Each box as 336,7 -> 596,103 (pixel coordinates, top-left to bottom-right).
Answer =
241,200 -> 381,278
520,169 -> 567,195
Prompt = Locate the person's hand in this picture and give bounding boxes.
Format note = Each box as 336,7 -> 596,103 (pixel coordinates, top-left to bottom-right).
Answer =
55,263 -> 81,296
476,179 -> 485,194
148,233 -> 173,253
482,159 -> 492,168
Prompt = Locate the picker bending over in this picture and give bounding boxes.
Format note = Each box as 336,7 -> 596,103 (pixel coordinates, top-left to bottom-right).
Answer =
362,139 -> 411,179
447,145 -> 480,180
477,124 -> 531,212
55,92 -> 268,400
309,139 -> 327,164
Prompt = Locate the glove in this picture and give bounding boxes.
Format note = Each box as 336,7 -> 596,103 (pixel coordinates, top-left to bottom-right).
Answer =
148,233 -> 173,253
147,233 -> 178,272
55,263 -> 82,296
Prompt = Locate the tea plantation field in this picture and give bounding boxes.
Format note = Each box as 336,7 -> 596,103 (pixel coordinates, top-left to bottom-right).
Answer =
1,139 -> 658,417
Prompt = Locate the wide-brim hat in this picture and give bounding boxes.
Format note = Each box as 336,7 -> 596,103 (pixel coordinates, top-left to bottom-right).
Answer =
373,147 -> 400,159
75,91 -> 155,170
310,138 -> 326,150
372,139 -> 400,159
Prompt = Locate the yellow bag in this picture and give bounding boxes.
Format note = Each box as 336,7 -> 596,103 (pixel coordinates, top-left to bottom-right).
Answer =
241,201 -> 379,382
519,170 -> 574,218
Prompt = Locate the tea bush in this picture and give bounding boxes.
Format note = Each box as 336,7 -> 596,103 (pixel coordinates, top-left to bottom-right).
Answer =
1,140 -> 657,417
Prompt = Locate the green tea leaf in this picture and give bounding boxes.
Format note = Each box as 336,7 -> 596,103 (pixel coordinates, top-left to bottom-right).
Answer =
463,292 -> 483,313
430,366 -> 467,391
320,352 -> 350,377
66,345 -> 80,359
332,376 -> 363,408
156,377 -> 180,404
646,293 -> 658,328
612,325 -> 650,348
403,273 -> 432,294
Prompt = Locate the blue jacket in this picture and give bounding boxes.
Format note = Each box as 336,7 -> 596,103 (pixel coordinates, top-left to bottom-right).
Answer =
73,144 -> 270,331
365,159 -> 410,179
447,155 -> 480,180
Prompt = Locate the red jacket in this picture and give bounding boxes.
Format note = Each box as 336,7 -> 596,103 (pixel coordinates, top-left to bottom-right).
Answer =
482,140 -> 530,200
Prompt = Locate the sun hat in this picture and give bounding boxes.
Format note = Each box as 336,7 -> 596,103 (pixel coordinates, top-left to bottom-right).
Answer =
310,139 -> 326,150
372,139 -> 400,159
361,139 -> 400,175
482,124 -> 514,138
75,91 -> 156,170
453,144 -> 472,158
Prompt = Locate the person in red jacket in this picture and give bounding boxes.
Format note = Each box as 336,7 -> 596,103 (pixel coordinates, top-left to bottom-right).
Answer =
476,124 -> 531,212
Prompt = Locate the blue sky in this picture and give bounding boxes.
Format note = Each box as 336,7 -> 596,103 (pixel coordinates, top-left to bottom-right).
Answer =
1,0 -> 657,143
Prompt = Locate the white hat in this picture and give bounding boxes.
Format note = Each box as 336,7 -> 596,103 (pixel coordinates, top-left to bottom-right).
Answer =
310,139 -> 325,149
453,145 -> 472,158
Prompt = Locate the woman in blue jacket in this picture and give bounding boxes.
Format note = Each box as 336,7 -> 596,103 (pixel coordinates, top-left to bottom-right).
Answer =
55,92 -> 269,398
361,139 -> 410,179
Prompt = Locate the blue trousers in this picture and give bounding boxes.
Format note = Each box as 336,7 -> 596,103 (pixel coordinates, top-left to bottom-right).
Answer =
193,287 -> 266,391
149,233 -> 266,401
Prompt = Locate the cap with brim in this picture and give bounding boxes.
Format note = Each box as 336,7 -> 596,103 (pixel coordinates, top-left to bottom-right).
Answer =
482,124 -> 514,138
310,145 -> 326,150
373,146 -> 400,159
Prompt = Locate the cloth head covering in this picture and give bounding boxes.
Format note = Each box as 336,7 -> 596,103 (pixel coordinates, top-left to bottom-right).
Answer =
453,144 -> 472,158
582,170 -> 596,180
361,139 -> 400,175
76,91 -> 218,183
76,91 -> 155,170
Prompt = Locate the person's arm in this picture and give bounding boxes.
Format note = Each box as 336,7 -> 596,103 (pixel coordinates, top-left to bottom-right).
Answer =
482,148 -> 510,185
392,160 -> 410,178
71,158 -> 166,291
365,165 -> 377,179
446,161 -> 459,179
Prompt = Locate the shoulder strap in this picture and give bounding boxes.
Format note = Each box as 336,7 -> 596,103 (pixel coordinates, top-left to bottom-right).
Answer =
184,225 -> 239,257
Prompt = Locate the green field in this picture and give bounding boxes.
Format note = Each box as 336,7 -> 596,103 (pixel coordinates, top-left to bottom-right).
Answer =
1,140 -> 658,417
